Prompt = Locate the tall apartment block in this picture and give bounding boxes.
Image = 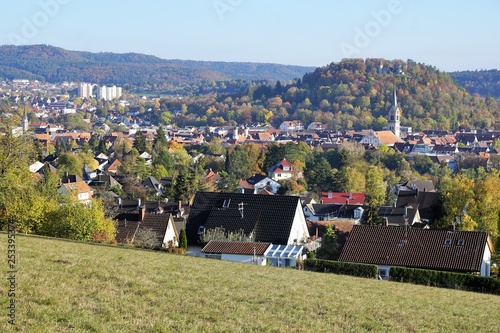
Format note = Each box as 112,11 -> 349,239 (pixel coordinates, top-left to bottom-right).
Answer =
78,83 -> 94,98
98,85 -> 123,101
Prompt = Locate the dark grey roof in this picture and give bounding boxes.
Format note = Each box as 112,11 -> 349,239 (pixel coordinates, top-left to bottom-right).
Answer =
378,206 -> 419,226
395,190 -> 442,222
339,225 -> 491,273
310,204 -> 368,220
246,174 -> 268,185
186,192 -> 303,245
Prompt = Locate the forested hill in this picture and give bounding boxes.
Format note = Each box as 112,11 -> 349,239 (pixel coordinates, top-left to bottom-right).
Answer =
0,44 -> 315,86
213,58 -> 498,131
450,70 -> 500,98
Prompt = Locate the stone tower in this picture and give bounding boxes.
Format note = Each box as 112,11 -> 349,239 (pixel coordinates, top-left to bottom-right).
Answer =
388,87 -> 401,138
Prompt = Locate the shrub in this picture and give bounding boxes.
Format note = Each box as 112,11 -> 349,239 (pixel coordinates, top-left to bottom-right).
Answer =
389,266 -> 500,295
304,259 -> 378,278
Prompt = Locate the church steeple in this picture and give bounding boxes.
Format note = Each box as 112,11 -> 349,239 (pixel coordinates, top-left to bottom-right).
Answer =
388,86 -> 401,138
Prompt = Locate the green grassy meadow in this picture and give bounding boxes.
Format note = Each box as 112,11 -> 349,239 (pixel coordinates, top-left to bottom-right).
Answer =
1,234 -> 499,332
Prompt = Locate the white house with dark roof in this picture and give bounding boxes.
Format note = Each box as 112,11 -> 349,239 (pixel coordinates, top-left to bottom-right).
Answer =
339,225 -> 495,278
186,192 -> 310,246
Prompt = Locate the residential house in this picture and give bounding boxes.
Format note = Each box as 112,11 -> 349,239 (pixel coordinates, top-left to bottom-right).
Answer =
186,192 -> 310,245
141,176 -> 163,196
103,158 -> 122,173
359,130 -> 405,147
59,181 -> 94,204
280,120 -> 304,133
321,192 -> 365,205
339,225 -> 495,278
378,206 -> 423,227
201,241 -> 304,267
202,241 -> 271,265
268,158 -> 303,181
304,203 -> 366,223
238,174 -> 281,194
307,122 -> 325,132
115,209 -> 179,248
395,189 -> 441,224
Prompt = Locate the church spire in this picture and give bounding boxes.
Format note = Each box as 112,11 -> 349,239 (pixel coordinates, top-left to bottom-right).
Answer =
388,86 -> 401,138
393,86 -> 397,109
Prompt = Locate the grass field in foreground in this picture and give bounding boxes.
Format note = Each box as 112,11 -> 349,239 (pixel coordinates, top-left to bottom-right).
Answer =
1,234 -> 499,333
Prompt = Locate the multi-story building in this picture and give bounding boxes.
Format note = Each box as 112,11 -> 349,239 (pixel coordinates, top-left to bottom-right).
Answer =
78,83 -> 94,98
98,85 -> 123,101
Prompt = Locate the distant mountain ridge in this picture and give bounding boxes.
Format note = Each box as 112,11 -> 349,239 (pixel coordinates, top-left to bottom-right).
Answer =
450,70 -> 500,98
0,44 -> 315,86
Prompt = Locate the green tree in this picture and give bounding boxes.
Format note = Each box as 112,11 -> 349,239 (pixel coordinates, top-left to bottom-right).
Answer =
305,156 -> 334,192
179,228 -> 188,250
365,166 -> 386,206
133,130 -> 147,153
316,224 -> 340,260
40,199 -> 116,242
227,145 -> 252,180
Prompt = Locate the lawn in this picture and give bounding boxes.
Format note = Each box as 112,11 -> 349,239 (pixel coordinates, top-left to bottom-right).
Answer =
1,233 -> 499,332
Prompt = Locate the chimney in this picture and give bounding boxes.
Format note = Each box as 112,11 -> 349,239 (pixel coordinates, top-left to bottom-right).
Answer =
448,224 -> 456,232
415,188 -> 419,198
346,199 -> 349,205
383,217 -> 389,227
178,200 -> 182,210
140,205 -> 145,222
404,206 -> 408,218
136,198 -> 141,208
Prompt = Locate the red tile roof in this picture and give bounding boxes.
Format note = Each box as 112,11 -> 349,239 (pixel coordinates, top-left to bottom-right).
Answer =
321,192 -> 365,204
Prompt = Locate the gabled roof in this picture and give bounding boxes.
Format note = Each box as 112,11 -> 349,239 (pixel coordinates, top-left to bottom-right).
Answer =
268,158 -> 302,173
202,241 -> 271,255
395,190 -> 441,222
246,174 -> 270,185
141,213 -> 177,243
186,192 -> 304,245
378,206 -> 419,226
339,225 -> 492,273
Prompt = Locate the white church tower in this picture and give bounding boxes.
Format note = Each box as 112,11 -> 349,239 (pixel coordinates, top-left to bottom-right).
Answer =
388,87 -> 401,138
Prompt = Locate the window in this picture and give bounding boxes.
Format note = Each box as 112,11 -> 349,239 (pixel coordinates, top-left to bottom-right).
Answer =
457,239 -> 465,246
283,166 -> 290,171
222,199 -> 231,208
328,192 -> 332,199
444,238 -> 452,246
197,226 -> 205,235
378,269 -> 388,280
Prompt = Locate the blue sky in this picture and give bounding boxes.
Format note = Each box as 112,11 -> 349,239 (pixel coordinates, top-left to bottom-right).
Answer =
1,0 -> 499,71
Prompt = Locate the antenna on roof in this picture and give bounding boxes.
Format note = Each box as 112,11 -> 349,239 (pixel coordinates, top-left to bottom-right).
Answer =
238,202 -> 246,218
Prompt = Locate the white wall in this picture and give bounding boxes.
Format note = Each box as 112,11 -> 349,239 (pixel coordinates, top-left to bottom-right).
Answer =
481,243 -> 492,277
162,218 -> 178,247
220,254 -> 267,266
287,200 -> 310,244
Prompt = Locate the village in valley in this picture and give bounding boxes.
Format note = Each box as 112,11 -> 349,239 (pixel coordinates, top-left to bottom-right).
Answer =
1,66 -> 498,289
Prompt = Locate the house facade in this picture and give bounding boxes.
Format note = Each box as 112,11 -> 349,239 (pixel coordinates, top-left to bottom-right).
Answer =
186,192 -> 310,245
339,225 -> 495,278
268,158 -> 303,181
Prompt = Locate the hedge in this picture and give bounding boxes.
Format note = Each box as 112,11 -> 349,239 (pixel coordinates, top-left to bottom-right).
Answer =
389,266 -> 500,295
304,259 -> 378,278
